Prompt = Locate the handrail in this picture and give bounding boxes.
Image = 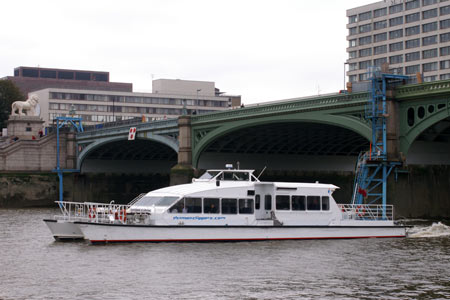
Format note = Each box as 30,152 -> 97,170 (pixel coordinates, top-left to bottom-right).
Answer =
337,204 -> 394,221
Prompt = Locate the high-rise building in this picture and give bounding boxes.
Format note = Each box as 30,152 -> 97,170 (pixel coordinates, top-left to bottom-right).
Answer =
346,0 -> 450,83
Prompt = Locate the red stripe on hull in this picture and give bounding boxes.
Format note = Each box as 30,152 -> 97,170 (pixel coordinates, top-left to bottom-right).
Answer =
89,235 -> 405,244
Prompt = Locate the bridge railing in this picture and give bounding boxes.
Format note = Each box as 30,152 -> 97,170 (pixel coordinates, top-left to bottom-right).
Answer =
77,118 -> 179,138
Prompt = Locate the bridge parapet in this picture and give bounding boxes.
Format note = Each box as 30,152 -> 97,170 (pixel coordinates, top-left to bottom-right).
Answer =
192,92 -> 370,124
395,79 -> 450,100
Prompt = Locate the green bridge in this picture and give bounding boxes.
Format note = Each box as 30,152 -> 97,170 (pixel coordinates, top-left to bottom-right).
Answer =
76,79 -> 450,176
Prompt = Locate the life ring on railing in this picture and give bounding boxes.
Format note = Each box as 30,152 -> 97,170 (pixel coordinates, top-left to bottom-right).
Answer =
115,209 -> 127,222
355,205 -> 365,217
88,208 -> 97,219
340,206 -> 346,212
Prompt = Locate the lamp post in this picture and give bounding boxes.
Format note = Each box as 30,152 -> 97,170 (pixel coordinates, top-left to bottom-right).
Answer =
344,62 -> 349,91
196,89 -> 201,115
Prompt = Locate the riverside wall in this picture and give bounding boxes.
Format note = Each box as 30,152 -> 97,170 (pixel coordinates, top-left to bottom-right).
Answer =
0,166 -> 448,219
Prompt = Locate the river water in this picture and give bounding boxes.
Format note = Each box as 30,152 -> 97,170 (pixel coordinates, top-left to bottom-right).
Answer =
0,208 -> 449,300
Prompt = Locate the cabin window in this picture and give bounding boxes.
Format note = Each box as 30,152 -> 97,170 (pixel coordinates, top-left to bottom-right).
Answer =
223,172 -> 249,181
255,195 -> 261,209
307,196 -> 321,211
276,195 -> 290,210
239,199 -> 254,214
204,198 -> 220,214
321,196 -> 330,211
185,197 -> 202,213
169,198 -> 185,213
292,195 -> 306,211
247,190 -> 255,196
264,195 -> 272,210
222,198 -> 237,214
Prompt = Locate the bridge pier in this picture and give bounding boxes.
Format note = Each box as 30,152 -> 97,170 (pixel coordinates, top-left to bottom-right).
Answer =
170,115 -> 194,185
386,90 -> 402,162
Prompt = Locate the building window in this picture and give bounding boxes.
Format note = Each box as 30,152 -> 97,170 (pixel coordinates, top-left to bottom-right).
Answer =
423,22 -> 438,33
349,39 -> 357,47
441,46 -> 450,56
359,24 -> 372,33
423,48 -> 438,58
374,20 -> 388,30
389,29 -> 403,39
389,42 -> 404,52
359,48 -> 372,57
390,67 -> 404,74
349,63 -> 358,71
406,12 -> 420,23
440,60 -> 450,69
441,32 -> 450,42
349,51 -> 357,59
374,57 -> 387,66
423,0 -> 437,6
359,36 -> 372,45
423,62 -> 438,72
374,32 -> 388,42
390,4 -> 403,14
390,16 -> 403,27
423,8 -> 438,19
374,7 -> 387,18
406,65 -> 420,74
349,75 -> 357,82
390,54 -> 404,64
22,68 -> 39,77
374,45 -> 387,55
406,25 -> 420,36
440,19 -> 450,29
93,73 -> 108,82
349,15 -> 358,23
406,38 -> 420,49
440,5 -> 450,16
75,72 -> 91,81
423,35 -> 438,46
440,73 -> 450,80
359,60 -> 371,70
359,72 -> 368,80
58,71 -> 74,80
359,11 -> 372,21
406,0 -> 420,10
424,75 -> 437,82
349,27 -> 357,35
40,70 -> 57,78
406,51 -> 421,62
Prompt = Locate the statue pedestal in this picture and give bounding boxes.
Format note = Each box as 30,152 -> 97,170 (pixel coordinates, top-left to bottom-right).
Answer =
7,116 -> 44,140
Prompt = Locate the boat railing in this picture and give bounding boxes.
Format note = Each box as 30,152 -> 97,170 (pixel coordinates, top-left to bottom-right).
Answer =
337,204 -> 394,221
55,201 -> 139,224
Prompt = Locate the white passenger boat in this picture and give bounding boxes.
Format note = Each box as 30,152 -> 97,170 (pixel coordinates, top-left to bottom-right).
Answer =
45,168 -> 406,243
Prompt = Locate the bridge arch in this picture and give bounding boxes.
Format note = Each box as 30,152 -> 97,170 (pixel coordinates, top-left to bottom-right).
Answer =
77,134 -> 179,171
192,113 -> 371,168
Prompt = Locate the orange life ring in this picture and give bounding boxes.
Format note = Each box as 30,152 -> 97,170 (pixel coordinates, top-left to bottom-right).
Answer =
89,207 -> 96,219
355,205 -> 365,217
115,209 -> 127,222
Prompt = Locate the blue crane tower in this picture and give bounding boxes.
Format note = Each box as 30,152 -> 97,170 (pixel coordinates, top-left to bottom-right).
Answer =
352,67 -> 408,219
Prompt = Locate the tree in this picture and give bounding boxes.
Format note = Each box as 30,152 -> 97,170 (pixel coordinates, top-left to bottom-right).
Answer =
0,79 -> 25,129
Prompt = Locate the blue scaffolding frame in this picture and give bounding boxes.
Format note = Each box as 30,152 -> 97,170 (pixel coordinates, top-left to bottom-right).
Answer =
352,68 -> 408,219
52,117 -> 84,207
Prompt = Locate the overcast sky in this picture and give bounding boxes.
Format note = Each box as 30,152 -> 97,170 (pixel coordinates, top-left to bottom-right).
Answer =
0,0 -> 375,104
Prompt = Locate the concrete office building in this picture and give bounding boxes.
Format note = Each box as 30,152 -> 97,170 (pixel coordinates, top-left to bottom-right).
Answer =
346,0 -> 450,83
32,79 -> 241,126
2,66 -> 133,96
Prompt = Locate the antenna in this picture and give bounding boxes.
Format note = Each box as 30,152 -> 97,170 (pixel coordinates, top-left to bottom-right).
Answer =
257,166 -> 267,179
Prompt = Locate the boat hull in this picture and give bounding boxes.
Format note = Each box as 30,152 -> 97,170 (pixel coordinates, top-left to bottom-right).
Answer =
76,222 -> 406,244
44,219 -> 84,241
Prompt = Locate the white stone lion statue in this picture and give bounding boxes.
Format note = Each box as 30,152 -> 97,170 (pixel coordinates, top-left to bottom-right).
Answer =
11,94 -> 39,116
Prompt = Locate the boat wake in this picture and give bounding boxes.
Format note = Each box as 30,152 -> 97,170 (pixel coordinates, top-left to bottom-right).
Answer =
407,222 -> 450,238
